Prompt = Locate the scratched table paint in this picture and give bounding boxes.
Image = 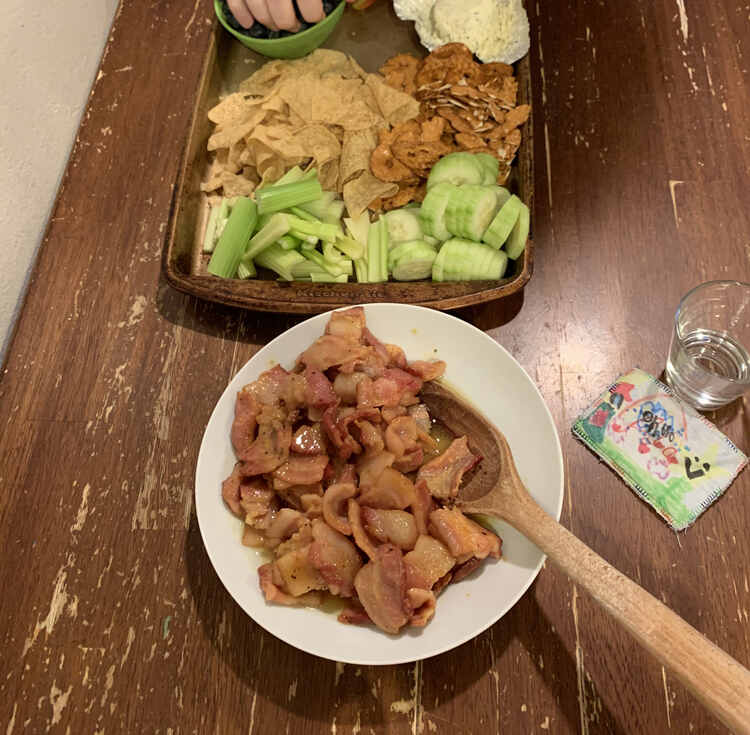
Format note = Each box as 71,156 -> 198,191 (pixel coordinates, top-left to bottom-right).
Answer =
1,1 -> 749,733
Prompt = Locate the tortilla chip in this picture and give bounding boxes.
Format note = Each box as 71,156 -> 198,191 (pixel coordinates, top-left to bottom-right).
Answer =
219,170 -> 257,197
226,141 -> 245,173
343,171 -> 398,218
365,74 -> 420,126
238,59 -> 287,96
208,93 -> 256,127
318,159 -> 340,191
290,125 -> 341,166
340,129 -> 378,187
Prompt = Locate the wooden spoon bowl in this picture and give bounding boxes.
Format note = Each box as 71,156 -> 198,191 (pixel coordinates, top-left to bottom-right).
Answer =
420,380 -> 750,735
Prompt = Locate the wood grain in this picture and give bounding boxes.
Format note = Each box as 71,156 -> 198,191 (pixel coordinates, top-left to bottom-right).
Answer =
0,0 -> 749,733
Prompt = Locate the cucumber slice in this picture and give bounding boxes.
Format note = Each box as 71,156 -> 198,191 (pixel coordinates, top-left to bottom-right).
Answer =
385,208 -> 423,245
390,240 -> 437,281
505,201 -> 529,259
492,186 -> 511,208
444,185 -> 500,242
426,152 -> 484,190
432,238 -> 508,281
388,239 -> 436,270
482,194 -> 523,249
422,234 -> 440,247
419,182 -> 458,242
474,153 -> 500,185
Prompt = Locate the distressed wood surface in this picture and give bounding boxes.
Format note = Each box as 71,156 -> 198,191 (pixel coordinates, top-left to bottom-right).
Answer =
1,1 -> 749,733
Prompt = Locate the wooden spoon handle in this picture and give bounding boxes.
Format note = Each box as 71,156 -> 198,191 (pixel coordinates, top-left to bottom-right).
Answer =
509,494 -> 750,735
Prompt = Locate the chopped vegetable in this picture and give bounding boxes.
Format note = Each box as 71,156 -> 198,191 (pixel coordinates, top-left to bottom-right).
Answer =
426,152 -> 484,190
256,177 -> 323,215
385,208 -> 423,244
444,185 -> 500,242
366,218 -> 389,283
482,194 -> 523,249
419,182 -> 457,241
432,238 -> 508,281
242,212 -> 290,263
207,197 -> 258,278
202,203 -> 222,254
237,260 -> 257,279
255,243 -> 306,281
505,200 -> 529,259
389,240 -> 437,281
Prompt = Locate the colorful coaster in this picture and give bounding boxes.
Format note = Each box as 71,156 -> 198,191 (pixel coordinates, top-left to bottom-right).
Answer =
572,368 -> 747,530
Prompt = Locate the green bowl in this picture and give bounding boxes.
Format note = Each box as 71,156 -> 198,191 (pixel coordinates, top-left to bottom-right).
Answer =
214,0 -> 346,59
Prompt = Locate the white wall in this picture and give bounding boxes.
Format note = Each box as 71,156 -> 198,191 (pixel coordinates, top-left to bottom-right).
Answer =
0,0 -> 120,360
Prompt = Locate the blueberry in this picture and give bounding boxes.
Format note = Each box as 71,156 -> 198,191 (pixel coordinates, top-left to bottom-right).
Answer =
322,0 -> 337,15
267,30 -> 281,39
248,21 -> 269,38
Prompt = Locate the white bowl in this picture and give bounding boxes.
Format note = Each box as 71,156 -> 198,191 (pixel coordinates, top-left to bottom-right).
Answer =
195,303 -> 564,665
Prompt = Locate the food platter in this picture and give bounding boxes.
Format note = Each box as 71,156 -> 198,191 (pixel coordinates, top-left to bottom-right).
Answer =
163,4 -> 534,313
195,304 -> 563,664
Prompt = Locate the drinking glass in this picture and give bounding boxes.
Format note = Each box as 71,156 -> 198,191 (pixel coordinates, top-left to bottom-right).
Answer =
665,280 -> 750,410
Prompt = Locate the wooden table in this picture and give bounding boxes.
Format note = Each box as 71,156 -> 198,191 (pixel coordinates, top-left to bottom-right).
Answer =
1,1 -> 748,733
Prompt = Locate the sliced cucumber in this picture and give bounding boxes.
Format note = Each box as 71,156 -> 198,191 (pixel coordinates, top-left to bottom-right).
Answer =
385,208 -> 423,245
444,185 -> 500,242
389,240 -> 437,281
388,239 -> 436,270
482,194 -> 523,249
474,153 -> 500,186
505,200 -> 529,259
422,234 -> 440,247
426,152 -> 484,190
419,182 -> 458,242
432,238 -> 508,282
492,186 -> 511,209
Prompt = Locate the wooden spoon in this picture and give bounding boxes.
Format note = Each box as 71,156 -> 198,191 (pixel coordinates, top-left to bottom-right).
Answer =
420,380 -> 750,735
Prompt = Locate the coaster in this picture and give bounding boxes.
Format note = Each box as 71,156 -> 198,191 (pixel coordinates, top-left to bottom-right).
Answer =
572,368 -> 747,530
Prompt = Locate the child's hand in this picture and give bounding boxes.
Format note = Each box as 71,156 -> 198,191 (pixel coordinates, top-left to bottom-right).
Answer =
228,0 -> 350,31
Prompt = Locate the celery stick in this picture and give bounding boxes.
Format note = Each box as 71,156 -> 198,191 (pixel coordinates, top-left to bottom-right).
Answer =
289,206 -> 319,223
237,261 -> 257,279
344,213 -> 370,248
255,243 -> 306,281
277,234 -> 301,251
334,235 -> 364,260
286,215 -> 339,243
291,260 -> 328,279
215,197 -> 231,241
322,242 -> 346,263
322,200 -> 345,225
311,272 -> 348,283
298,238 -> 319,250
207,198 -> 258,278
242,213 -> 290,263
256,178 -> 323,215
296,191 -> 336,219
258,165 -> 304,189
202,204 -> 221,253
354,258 -> 368,283
301,248 -> 347,277
367,219 -> 388,283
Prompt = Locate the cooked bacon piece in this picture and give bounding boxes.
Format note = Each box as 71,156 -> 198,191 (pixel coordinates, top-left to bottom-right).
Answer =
275,483 -> 323,510
385,343 -> 407,369
275,544 -> 327,597
348,499 -> 378,559
407,588 -> 436,627
272,455 -> 329,489
414,436 -> 477,499
309,519 -> 363,597
265,508 -> 306,549
250,364 -> 291,405
338,604 -> 372,625
432,571 -> 453,595
242,525 -> 265,548
274,521 -> 313,557
231,388 -> 259,457
403,535 -> 456,590
356,450 -> 395,489
339,345 -> 388,378
451,556 -> 482,583
407,404 -> 432,434
291,423 -> 327,455
326,306 -> 366,343
300,494 -> 323,518
381,405 -> 407,423
406,360 -> 446,381
322,405 -> 362,460
239,405 -> 292,476
221,462 -> 244,517
393,447 -> 424,473
428,508 -> 502,561
304,368 -> 338,409
333,371 -> 369,404
359,467 -> 416,510
283,373 -> 307,410
363,327 -> 390,364
322,482 -> 358,535
385,416 -> 419,459
361,508 -> 418,550
240,478 -> 278,529
410,480 -> 434,536
258,563 -> 322,607
354,544 -> 410,634
399,393 -> 420,407
383,367 -> 423,395
354,419 -> 384,453
300,335 -> 368,372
